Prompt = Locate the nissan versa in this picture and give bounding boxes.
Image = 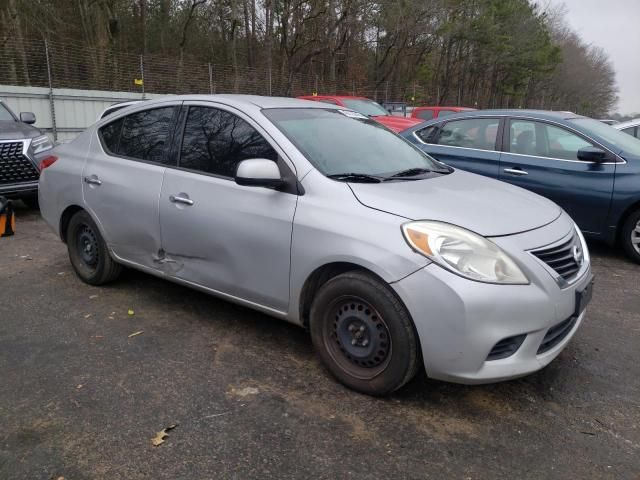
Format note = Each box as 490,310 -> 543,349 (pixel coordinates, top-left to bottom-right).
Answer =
39,96 -> 593,395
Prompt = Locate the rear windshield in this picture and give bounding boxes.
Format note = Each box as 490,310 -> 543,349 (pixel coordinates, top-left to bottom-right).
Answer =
341,99 -> 389,117
569,118 -> 640,157
263,108 -> 447,176
0,103 -> 15,121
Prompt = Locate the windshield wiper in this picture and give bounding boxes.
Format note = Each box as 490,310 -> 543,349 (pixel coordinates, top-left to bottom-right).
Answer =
327,173 -> 383,183
387,167 -> 433,179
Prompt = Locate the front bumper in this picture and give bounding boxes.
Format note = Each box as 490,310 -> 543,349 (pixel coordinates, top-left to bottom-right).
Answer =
392,212 -> 593,384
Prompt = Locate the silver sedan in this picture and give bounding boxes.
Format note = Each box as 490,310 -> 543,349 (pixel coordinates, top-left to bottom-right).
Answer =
39,95 -> 593,395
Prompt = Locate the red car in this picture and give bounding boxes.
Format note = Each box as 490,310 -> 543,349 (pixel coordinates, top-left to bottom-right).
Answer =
297,95 -> 423,133
411,106 -> 476,121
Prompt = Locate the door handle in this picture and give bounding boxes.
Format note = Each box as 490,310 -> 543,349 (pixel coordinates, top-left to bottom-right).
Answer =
169,194 -> 194,206
83,175 -> 102,185
503,168 -> 528,176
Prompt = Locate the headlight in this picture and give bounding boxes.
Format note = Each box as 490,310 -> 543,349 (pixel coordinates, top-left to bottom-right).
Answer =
402,221 -> 529,284
30,135 -> 54,155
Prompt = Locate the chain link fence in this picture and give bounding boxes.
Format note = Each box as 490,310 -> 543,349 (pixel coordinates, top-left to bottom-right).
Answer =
1,37 -> 420,102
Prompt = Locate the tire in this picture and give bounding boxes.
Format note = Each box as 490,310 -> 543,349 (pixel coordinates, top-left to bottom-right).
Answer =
621,209 -> 640,264
309,271 -> 420,396
66,210 -> 122,285
22,195 -> 39,210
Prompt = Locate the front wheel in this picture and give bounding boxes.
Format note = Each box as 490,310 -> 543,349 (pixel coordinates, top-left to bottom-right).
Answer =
309,271 -> 420,396
67,210 -> 122,285
621,210 -> 640,264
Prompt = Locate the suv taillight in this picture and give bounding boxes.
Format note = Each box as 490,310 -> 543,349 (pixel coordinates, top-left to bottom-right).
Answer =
39,155 -> 58,171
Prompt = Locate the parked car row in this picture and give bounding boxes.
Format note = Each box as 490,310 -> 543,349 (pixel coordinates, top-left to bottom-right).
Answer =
38,95 -> 596,395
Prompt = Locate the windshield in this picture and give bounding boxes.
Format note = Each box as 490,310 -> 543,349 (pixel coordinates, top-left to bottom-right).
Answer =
0,103 -> 15,121
569,118 -> 640,157
263,108 -> 448,177
341,99 -> 389,117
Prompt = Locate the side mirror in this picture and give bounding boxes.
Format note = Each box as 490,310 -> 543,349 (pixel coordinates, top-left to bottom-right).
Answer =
577,146 -> 608,162
19,112 -> 36,124
235,158 -> 284,188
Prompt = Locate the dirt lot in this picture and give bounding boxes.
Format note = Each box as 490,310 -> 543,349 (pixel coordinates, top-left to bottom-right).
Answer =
1,206 -> 639,479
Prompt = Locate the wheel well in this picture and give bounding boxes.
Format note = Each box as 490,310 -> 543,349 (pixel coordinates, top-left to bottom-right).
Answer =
299,262 -> 381,327
616,200 -> 640,244
59,205 -> 84,243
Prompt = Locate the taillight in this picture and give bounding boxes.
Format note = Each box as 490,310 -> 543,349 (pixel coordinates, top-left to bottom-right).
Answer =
39,155 -> 58,171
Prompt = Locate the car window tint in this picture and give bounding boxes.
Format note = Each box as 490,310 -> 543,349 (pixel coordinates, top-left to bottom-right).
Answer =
509,120 -> 538,155
438,110 -> 457,118
100,118 -> 124,153
318,99 -> 339,105
509,120 -> 595,161
415,126 -> 437,143
415,110 -> 434,120
0,103 -> 14,121
180,106 -> 277,177
621,126 -> 635,137
437,118 -> 499,150
117,107 -> 177,164
543,123 -> 593,160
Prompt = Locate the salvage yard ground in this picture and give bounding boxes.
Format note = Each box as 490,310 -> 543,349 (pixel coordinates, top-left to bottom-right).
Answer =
1,206 -> 639,479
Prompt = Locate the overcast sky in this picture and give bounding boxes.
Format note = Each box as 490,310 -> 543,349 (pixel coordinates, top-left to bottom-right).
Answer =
546,0 -> 640,114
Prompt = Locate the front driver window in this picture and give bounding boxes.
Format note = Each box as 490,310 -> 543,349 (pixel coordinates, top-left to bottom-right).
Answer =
436,118 -> 499,151
179,106 -> 278,177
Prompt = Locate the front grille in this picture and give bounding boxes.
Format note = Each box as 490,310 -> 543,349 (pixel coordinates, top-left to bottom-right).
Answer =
487,334 -> 526,361
532,234 -> 581,280
537,316 -> 577,354
0,141 -> 39,186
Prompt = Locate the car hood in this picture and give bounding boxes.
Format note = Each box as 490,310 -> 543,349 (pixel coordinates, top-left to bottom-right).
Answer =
371,115 -> 423,133
0,120 -> 41,140
349,169 -> 561,237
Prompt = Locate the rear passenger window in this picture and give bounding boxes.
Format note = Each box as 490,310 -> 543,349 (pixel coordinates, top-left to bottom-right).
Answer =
436,118 -> 499,151
100,118 -> 123,154
117,107 -> 177,164
179,106 -> 277,177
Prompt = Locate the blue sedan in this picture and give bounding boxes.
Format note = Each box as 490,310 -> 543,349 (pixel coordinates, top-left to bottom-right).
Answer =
401,110 -> 640,262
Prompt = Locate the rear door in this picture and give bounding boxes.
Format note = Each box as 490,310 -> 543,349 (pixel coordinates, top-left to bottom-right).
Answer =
158,102 -> 298,312
83,104 -> 179,268
412,117 -> 503,178
499,118 -> 616,235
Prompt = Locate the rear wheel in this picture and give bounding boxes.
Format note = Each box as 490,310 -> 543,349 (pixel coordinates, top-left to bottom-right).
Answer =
67,210 -> 122,285
309,271 -> 420,396
621,209 -> 640,264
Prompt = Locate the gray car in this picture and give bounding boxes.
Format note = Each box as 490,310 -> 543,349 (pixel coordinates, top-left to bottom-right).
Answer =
0,99 -> 54,206
39,95 -> 593,395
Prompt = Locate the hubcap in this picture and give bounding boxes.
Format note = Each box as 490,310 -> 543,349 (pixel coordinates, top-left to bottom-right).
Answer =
632,220 -> 640,255
77,225 -> 99,268
324,297 -> 392,377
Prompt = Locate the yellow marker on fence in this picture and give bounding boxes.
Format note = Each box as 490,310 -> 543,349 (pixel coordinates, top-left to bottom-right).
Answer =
134,78 -> 144,86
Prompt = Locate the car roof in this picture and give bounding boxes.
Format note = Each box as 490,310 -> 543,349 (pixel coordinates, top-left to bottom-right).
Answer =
298,95 -> 371,101
414,106 -> 475,110
139,94 -> 340,110
614,118 -> 640,129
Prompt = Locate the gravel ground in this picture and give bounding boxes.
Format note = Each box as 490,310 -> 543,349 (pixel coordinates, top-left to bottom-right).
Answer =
1,206 -> 639,479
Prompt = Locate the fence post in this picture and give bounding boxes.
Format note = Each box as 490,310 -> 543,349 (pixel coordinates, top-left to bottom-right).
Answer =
268,66 -> 272,96
352,80 -> 355,97
208,63 -> 213,94
385,81 -> 389,103
44,39 -> 57,142
139,54 -> 145,99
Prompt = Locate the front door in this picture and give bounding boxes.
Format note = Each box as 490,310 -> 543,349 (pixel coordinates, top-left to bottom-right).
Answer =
158,103 -> 297,312
82,105 -> 179,268
499,119 -> 616,235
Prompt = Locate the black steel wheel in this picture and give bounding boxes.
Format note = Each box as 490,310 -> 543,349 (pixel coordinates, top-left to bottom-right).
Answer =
67,210 -> 122,285
310,271 -> 420,396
